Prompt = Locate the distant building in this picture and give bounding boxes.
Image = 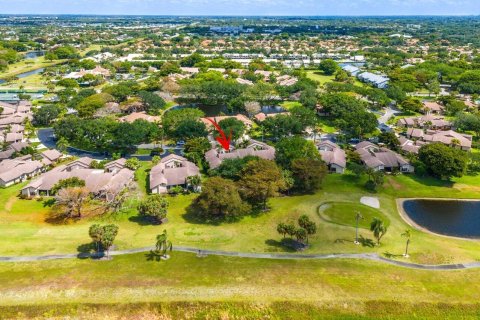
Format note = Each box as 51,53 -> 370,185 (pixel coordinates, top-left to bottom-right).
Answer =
341,64 -> 361,76
406,129 -> 472,151
357,72 -> 389,89
396,115 -> 452,130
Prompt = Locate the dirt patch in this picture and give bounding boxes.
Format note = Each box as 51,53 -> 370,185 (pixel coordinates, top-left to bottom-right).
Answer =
411,251 -> 452,265
387,177 -> 403,190
453,184 -> 480,192
4,196 -> 17,213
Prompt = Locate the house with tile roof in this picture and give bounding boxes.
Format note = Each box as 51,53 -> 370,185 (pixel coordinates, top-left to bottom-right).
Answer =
205,140 -> 275,169
21,157 -> 133,198
355,141 -> 414,173
150,154 -> 200,194
0,155 -> 47,187
406,129 -> 472,151
317,140 -> 346,174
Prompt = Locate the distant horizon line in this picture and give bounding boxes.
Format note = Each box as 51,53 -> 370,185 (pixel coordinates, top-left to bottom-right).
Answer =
0,13 -> 479,17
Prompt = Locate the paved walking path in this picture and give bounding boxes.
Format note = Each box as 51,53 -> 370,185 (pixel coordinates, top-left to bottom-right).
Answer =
0,246 -> 479,270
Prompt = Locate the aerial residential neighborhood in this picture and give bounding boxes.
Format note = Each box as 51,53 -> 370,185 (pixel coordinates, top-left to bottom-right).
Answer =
1,1 -> 480,318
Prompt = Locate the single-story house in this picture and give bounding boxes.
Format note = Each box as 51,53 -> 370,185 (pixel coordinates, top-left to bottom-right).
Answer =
422,101 -> 444,115
105,158 -> 127,173
406,129 -> 472,151
357,72 -> 389,89
21,157 -> 133,198
150,154 -> 200,194
355,141 -> 414,173
41,149 -> 63,163
317,140 -> 346,174
0,155 -> 46,187
205,140 -> 275,169
396,115 -> 452,130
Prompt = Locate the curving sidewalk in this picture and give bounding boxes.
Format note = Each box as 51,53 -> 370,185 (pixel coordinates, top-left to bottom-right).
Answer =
0,246 -> 479,270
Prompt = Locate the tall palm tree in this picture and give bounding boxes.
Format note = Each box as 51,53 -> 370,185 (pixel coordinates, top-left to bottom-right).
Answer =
155,230 -> 172,258
402,230 -> 411,258
370,218 -> 387,245
354,212 -> 364,245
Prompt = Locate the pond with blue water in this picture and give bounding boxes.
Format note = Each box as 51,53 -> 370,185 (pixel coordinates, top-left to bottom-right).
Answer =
402,199 -> 480,239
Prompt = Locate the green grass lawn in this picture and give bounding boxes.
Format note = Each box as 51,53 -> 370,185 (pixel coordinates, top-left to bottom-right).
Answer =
1,252 -> 480,319
0,57 -> 64,79
320,201 -> 390,229
1,73 -> 47,90
306,70 -> 335,84
3,170 -> 480,265
279,100 -> 302,110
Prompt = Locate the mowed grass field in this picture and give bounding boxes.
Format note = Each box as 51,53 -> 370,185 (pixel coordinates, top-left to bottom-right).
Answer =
1,252 -> 480,319
2,165 -> 480,266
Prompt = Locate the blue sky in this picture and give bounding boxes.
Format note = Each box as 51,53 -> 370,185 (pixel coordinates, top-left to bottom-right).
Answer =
0,0 -> 479,16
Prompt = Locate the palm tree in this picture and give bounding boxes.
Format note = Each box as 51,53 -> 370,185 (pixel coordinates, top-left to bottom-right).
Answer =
354,212 -> 364,245
187,175 -> 201,192
402,230 -> 411,258
370,218 -> 387,245
155,230 -> 172,259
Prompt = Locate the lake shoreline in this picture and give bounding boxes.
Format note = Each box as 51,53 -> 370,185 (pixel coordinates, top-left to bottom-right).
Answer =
396,198 -> 480,241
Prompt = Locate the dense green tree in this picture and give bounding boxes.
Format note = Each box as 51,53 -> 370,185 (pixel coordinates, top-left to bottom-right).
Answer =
262,115 -> 303,140
183,137 -> 211,165
456,70 -> 480,94
162,108 -> 205,136
173,119 -> 208,140
290,105 -> 317,129
418,143 -> 468,179
33,105 -> 62,126
445,100 -> 466,116
138,91 -> 166,115
57,78 -> 79,88
137,194 -> 169,224
298,215 -> 317,244
454,113 -> 480,137
192,177 -> 251,221
291,158 -> 327,193
379,132 -> 400,151
211,156 -> 259,180
99,224 -> 119,259
88,224 -> 103,254
275,136 -> 322,169
400,98 -> 423,113
239,159 -> 286,209
319,59 -> 339,75
76,93 -> 114,118
103,82 -> 139,102
180,53 -> 206,67
217,118 -> 246,141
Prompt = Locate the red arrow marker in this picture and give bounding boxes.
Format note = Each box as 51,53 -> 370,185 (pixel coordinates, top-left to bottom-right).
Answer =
205,118 -> 232,151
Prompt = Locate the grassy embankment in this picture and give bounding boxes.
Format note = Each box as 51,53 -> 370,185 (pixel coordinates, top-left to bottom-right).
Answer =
1,251 -> 480,319
2,164 -> 480,265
